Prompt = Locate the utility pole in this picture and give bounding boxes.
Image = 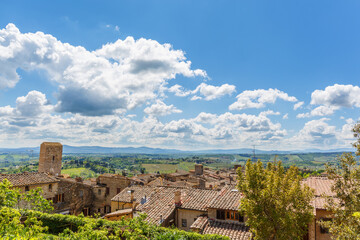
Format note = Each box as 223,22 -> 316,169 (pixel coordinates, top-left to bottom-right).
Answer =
252,145 -> 256,162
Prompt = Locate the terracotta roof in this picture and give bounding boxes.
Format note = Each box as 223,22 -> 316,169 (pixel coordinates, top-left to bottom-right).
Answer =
208,185 -> 241,211
112,186 -> 221,224
111,186 -> 155,203
105,208 -> 133,218
136,187 -> 178,225
191,217 -> 251,240
302,177 -> 337,212
302,177 -> 335,197
0,172 -> 59,187
190,216 -> 208,230
179,188 -> 219,211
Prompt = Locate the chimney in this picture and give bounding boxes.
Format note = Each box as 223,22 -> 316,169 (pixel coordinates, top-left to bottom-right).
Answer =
195,164 -> 203,175
234,164 -> 241,171
130,189 -> 135,202
174,190 -> 181,206
199,179 -> 206,189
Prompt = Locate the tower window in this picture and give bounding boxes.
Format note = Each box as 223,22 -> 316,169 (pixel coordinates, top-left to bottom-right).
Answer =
49,184 -> 52,192
52,156 -> 55,161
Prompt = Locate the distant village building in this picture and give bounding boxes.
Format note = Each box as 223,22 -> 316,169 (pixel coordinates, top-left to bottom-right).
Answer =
0,142 -> 338,239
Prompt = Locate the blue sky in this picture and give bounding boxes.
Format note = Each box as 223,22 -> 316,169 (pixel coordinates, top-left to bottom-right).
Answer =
0,0 -> 359,150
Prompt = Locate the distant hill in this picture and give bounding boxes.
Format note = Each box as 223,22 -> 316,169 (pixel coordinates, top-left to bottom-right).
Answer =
0,145 -> 355,154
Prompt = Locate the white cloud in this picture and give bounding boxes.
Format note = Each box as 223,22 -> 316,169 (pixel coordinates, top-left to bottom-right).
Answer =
293,101 -> 304,110
191,83 -> 236,101
292,118 -> 337,145
296,105 -> 339,118
283,113 -> 288,119
229,88 -> 297,111
311,84 -> 360,108
168,83 -> 236,101
168,84 -> 192,97
0,23 -> 206,116
295,84 -> 360,118
144,100 -> 182,116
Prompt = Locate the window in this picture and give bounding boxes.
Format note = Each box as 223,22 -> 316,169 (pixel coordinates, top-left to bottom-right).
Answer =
222,210 -> 244,222
104,205 -> 111,213
49,184 -> 52,192
98,189 -> 101,195
216,210 -> 225,220
52,156 -> 55,161
25,186 -> 29,192
83,208 -> 89,217
98,208 -> 101,213
235,212 -> 244,222
106,187 -> 110,195
320,218 -> 331,234
53,194 -> 65,203
117,188 -> 121,194
181,219 -> 187,227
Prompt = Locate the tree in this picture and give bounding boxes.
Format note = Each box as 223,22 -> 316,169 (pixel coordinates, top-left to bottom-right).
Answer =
323,122 -> 360,239
0,179 -> 52,238
237,160 -> 314,240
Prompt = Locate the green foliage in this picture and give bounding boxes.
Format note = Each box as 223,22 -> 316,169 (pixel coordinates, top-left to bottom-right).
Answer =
0,179 -> 20,208
237,160 -> 314,240
23,210 -> 228,239
323,123 -> 360,239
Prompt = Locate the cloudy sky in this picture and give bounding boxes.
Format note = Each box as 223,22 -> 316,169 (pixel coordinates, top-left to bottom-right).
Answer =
0,0 -> 359,150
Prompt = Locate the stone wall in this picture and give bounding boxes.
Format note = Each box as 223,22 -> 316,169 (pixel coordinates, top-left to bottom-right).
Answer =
38,142 -> 63,176
96,174 -> 131,209
55,178 -> 94,215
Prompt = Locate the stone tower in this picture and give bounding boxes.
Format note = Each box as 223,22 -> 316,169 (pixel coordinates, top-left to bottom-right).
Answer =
38,142 -> 63,176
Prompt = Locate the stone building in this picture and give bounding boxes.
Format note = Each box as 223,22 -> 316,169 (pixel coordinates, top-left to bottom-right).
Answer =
302,177 -> 334,240
110,185 -> 251,239
38,142 -> 63,176
93,173 -> 131,214
0,172 -> 60,208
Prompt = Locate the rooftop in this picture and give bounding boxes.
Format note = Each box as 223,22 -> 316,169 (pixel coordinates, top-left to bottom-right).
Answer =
0,172 -> 59,187
191,216 -> 251,240
208,184 -> 241,211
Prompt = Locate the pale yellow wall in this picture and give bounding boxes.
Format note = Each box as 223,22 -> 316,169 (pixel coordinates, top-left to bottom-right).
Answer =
110,201 -> 133,212
177,209 -> 206,231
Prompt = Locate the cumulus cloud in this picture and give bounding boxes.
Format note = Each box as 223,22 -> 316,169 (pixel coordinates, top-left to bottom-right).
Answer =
229,88 -> 297,110
168,82 -> 236,101
293,101 -> 304,110
311,84 -> 360,108
296,84 -> 360,118
168,84 -> 192,97
0,23 -> 206,116
144,100 -> 182,116
292,118 -> 337,145
296,105 -> 339,118
191,83 -> 236,101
